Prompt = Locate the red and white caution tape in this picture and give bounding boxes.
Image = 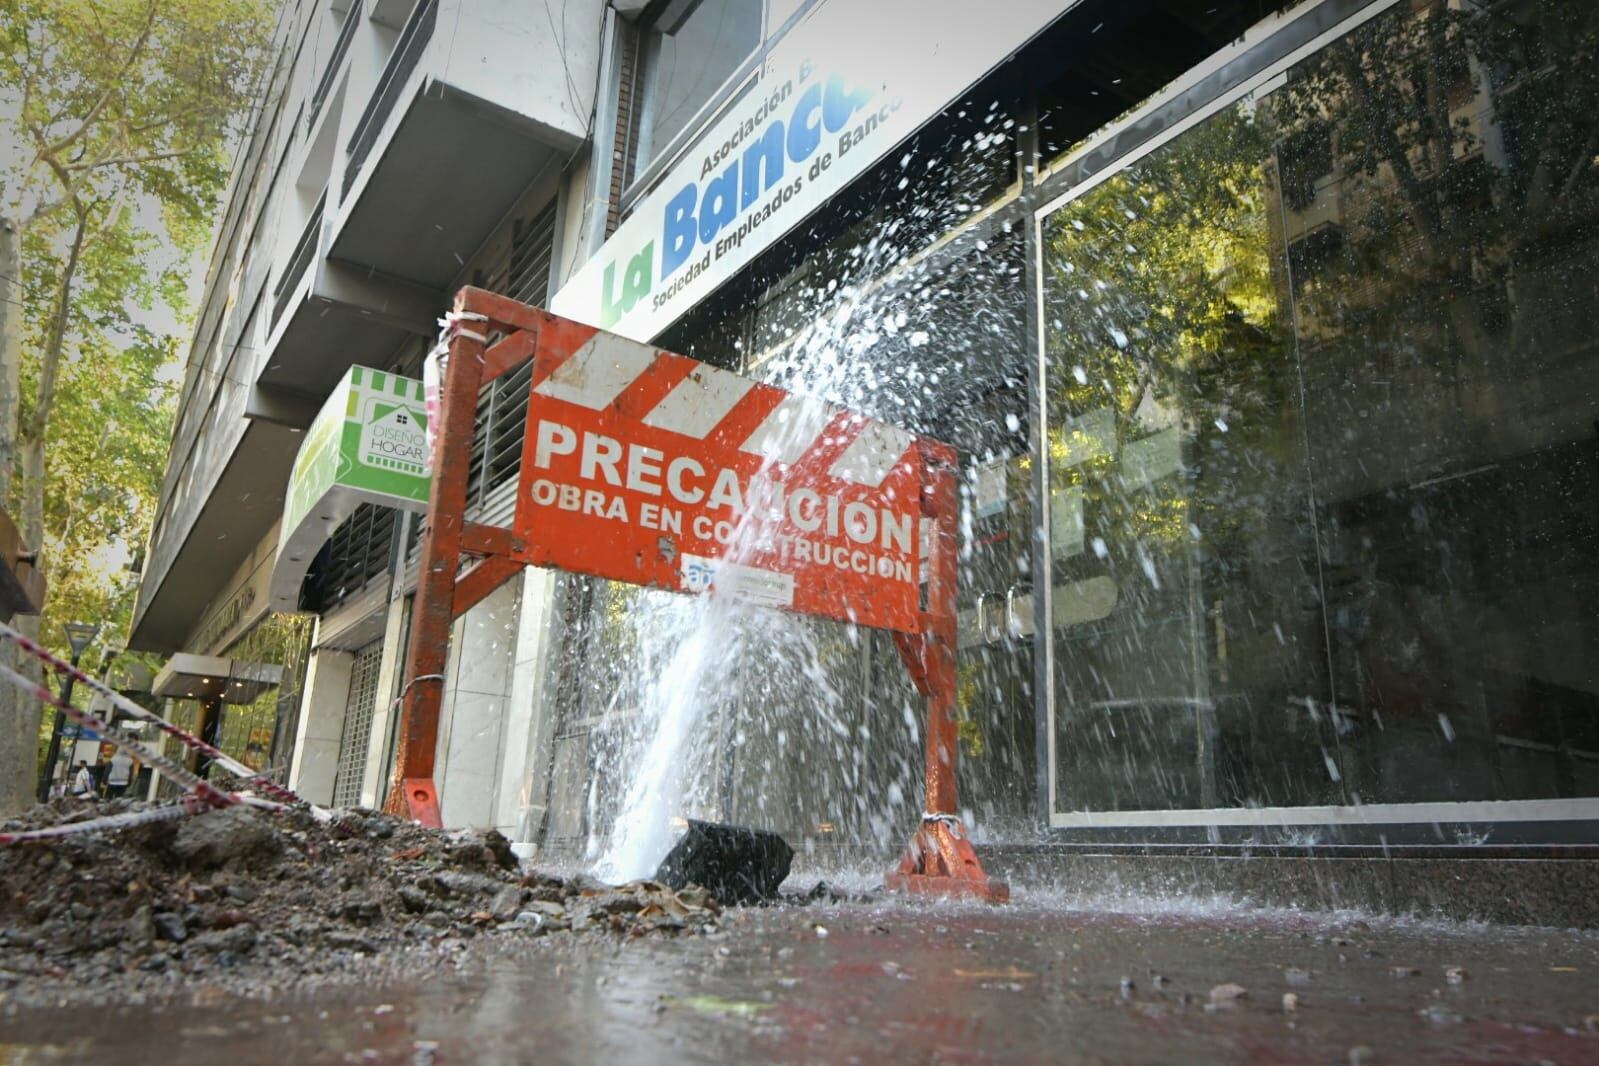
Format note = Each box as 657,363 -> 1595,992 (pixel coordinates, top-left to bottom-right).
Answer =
0,659 -> 237,812
0,620 -> 301,805
0,620 -> 330,844
0,795 -> 205,845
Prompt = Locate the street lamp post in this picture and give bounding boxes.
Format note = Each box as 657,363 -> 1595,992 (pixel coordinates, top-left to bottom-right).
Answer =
36,620 -> 102,802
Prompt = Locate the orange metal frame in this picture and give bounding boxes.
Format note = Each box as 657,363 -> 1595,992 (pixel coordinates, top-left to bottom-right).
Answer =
386,287 -> 1007,903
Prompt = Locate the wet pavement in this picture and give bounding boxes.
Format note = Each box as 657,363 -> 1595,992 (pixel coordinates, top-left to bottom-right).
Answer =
5,891 -> 1599,1064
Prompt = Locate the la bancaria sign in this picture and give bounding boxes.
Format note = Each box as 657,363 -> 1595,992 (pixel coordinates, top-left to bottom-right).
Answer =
550,0 -> 1063,342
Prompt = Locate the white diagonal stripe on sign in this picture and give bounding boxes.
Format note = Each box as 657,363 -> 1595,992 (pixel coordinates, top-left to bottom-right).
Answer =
740,394 -> 841,466
533,333 -> 657,409
829,421 -> 914,487
641,364 -> 755,439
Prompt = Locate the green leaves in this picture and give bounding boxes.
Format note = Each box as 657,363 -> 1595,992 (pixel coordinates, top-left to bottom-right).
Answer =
2,0 -> 273,224
0,0 -> 273,664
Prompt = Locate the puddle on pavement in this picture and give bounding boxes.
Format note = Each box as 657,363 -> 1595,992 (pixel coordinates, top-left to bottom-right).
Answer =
6,898 -> 1599,1064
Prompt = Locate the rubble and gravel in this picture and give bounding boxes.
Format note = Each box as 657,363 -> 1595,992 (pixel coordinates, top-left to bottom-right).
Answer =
0,797 -> 740,1010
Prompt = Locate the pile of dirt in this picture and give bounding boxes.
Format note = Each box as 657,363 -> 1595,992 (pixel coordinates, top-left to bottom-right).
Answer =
0,798 -> 723,1006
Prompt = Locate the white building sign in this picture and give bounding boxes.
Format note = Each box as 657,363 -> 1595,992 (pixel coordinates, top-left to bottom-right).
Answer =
551,0 -> 1065,341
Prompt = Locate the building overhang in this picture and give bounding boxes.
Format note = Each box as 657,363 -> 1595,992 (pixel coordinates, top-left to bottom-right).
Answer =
153,653 -> 283,704
129,419 -> 303,654
254,272 -> 433,409
330,78 -> 573,291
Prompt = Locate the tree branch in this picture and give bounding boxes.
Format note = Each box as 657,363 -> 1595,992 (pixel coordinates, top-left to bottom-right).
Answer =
1559,130 -> 1599,201
36,0 -> 158,165
22,200 -> 90,445
29,151 -> 81,226
51,421 -> 113,568
69,147 -> 199,176
1335,49 -> 1446,259
24,195 -> 73,226
16,16 -> 38,153
80,184 -> 128,250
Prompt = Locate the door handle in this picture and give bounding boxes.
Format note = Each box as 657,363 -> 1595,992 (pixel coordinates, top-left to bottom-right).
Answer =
976,592 -> 1004,643
1006,584 -> 1033,642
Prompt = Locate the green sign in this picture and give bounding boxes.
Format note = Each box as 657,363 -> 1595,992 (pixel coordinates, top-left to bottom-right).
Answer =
272,367 -> 430,613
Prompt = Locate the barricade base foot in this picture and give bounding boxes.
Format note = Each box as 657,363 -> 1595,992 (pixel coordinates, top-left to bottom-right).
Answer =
885,818 -> 1009,904
389,777 -> 443,828
885,870 -> 1010,903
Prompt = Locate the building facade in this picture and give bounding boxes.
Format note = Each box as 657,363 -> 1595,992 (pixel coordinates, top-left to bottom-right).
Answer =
135,0 -> 1599,857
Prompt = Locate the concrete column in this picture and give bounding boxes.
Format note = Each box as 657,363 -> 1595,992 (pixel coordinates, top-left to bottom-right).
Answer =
434,576 -> 519,829
504,567 -> 563,849
288,636 -> 355,805
359,591 -> 411,808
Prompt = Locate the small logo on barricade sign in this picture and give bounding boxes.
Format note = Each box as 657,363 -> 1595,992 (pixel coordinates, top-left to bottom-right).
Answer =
679,554 -> 795,608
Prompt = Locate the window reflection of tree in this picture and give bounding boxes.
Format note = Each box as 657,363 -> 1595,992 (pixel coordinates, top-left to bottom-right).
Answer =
1042,0 -> 1599,814
1043,102 -> 1293,558
1275,1 -> 1599,387
1042,100 -> 1323,813
1272,1 -> 1599,803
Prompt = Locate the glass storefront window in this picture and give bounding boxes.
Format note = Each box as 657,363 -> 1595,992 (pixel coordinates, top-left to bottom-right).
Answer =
222,614 -> 313,773
1039,0 -> 1599,822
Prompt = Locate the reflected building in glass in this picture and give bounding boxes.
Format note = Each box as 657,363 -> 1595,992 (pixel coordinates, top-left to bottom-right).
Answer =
1036,1 -> 1599,836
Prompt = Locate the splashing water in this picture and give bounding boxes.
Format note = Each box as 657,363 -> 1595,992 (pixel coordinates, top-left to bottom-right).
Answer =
591,352 -> 871,880
594,596 -> 731,882
587,112 -> 1035,881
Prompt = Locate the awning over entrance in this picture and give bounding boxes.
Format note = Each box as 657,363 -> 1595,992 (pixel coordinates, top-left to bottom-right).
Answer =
152,653 -> 282,705
270,365 -> 431,615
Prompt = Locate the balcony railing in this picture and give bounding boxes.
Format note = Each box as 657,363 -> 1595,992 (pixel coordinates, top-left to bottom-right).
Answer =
308,0 -> 362,131
342,0 -> 438,197
272,191 -> 325,327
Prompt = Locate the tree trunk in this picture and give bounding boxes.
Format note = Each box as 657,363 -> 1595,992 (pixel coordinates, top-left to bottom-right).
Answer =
20,429 -> 44,578
0,214 -> 20,502
0,644 -> 34,814
0,214 -> 27,817
0,208 -> 83,817
0,392 -> 47,817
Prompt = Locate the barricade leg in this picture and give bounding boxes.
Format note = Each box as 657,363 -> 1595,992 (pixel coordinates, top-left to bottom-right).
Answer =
885,446 -> 1008,904
384,293 -> 493,827
885,632 -> 1009,904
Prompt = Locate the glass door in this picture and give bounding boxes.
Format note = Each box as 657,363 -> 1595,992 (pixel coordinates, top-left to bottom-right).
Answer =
948,380 -> 1037,838
1035,88 -> 1338,823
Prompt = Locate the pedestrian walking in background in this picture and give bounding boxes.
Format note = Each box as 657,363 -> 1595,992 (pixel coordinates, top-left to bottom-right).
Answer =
103,751 -> 133,799
70,761 -> 93,798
